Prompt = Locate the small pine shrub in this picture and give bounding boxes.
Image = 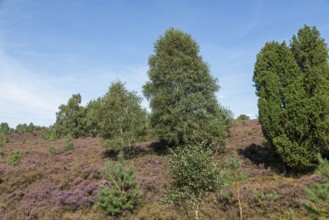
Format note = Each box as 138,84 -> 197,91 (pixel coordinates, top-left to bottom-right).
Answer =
96,152 -> 142,216
0,147 -> 4,157
0,132 -> 6,157
42,128 -> 57,141
302,154 -> 329,218
7,149 -> 22,165
224,153 -> 248,220
63,135 -> 75,151
0,132 -> 7,146
48,145 -> 57,156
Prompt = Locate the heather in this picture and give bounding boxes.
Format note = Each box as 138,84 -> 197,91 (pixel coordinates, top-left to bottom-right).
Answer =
0,120 -> 326,219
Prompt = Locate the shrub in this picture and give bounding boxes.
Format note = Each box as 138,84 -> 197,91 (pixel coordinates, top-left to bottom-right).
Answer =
0,132 -> 7,146
63,135 -> 75,151
96,152 -> 142,216
7,149 -> 22,165
41,127 -> 57,141
0,122 -> 10,134
302,155 -> 329,218
236,114 -> 250,121
163,143 -> 223,219
0,147 -> 4,157
224,153 -> 248,220
253,25 -> 329,170
48,145 -> 57,156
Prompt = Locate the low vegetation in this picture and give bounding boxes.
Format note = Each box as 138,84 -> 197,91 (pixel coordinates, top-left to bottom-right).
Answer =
7,149 -> 22,165
163,143 -> 223,220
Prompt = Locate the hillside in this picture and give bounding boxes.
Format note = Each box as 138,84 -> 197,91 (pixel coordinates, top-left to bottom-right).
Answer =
0,120 -> 320,219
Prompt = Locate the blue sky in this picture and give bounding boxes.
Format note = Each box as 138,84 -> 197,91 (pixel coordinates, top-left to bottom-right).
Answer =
0,0 -> 329,127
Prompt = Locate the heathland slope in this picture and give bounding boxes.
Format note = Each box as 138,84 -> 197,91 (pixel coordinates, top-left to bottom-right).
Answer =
0,120 -> 320,219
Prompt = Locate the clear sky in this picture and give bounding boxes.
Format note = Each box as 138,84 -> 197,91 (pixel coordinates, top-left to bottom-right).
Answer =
0,0 -> 329,127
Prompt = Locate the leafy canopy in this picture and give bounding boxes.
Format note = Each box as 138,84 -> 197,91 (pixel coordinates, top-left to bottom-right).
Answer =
54,94 -> 87,138
97,81 -> 147,152
144,28 -> 230,146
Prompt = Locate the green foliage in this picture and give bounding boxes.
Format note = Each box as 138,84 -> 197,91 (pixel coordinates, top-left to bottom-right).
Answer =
302,155 -> 329,219
0,132 -> 7,157
253,25 -> 329,170
41,127 -> 57,141
236,114 -> 250,121
0,147 -> 4,157
164,143 -> 223,219
63,135 -> 75,151
48,145 -> 57,156
0,132 -> 7,147
224,153 -> 247,219
143,28 -> 231,147
7,149 -> 22,165
0,122 -> 10,134
14,122 -> 44,134
96,152 -> 142,216
54,94 -> 87,138
252,189 -> 264,201
97,81 -> 147,152
84,98 -> 102,137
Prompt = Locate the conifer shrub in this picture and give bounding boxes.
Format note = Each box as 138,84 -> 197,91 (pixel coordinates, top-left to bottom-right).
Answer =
253,25 -> 329,170
0,131 -> 7,145
41,127 -> 57,141
48,145 -> 57,156
96,152 -> 142,216
63,135 -> 75,151
0,148 -> 4,157
302,155 -> 329,218
0,132 -> 6,157
7,149 -> 22,165
224,154 -> 248,220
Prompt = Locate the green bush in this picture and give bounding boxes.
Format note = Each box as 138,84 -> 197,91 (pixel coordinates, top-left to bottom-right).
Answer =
7,149 -> 22,165
48,145 -> 57,156
163,143 -> 223,219
63,135 -> 75,151
236,114 -> 250,121
0,122 -> 10,134
96,152 -> 142,216
253,25 -> 329,170
41,127 -> 57,141
0,148 -> 4,157
224,153 -> 248,219
302,155 -> 329,218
